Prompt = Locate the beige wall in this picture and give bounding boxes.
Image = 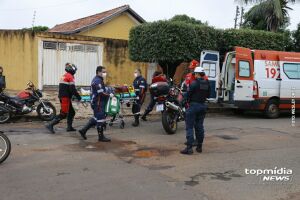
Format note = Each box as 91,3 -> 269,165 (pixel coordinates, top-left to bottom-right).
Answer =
0,31 -> 147,90
79,13 -> 139,40
0,31 -> 38,90
103,39 -> 147,85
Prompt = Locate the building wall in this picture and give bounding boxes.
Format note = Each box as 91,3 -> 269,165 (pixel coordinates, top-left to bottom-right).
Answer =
0,31 -> 147,90
103,39 -> 147,85
79,13 -> 139,40
0,31 -> 38,90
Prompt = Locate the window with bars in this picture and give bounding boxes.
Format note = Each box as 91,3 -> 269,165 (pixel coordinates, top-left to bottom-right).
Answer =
43,41 -> 58,50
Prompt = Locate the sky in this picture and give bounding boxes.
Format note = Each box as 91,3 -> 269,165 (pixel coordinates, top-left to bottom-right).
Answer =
0,0 -> 300,30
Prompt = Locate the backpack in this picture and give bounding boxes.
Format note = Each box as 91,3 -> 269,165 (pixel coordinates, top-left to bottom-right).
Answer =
105,96 -> 120,116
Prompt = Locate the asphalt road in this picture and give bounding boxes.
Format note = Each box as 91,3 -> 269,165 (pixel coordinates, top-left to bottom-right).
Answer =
0,112 -> 299,200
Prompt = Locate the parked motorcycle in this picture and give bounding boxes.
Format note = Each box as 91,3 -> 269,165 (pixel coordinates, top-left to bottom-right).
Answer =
0,81 -> 56,123
0,131 -> 11,164
150,81 -> 185,134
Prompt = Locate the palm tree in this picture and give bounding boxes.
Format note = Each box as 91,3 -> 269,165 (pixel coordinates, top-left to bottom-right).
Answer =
237,0 -> 298,32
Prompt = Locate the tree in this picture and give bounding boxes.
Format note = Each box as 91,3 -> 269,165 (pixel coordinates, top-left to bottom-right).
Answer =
170,15 -> 208,26
293,23 -> 300,51
242,0 -> 290,32
237,0 -> 298,32
22,26 -> 49,32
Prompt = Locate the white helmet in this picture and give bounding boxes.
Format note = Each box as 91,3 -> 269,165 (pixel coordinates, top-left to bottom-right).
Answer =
194,67 -> 205,73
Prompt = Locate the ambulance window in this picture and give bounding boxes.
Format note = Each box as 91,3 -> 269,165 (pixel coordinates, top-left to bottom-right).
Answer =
283,63 -> 300,79
239,61 -> 250,77
202,62 -> 216,78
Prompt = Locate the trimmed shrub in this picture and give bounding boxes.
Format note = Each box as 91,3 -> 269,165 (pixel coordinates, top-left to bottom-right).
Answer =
129,21 -> 292,64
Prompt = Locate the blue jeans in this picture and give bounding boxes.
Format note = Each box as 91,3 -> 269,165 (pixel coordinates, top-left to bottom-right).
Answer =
185,102 -> 207,146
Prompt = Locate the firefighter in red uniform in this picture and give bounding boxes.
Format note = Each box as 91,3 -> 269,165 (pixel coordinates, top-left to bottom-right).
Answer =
141,71 -> 167,121
182,60 -> 208,91
46,63 -> 81,134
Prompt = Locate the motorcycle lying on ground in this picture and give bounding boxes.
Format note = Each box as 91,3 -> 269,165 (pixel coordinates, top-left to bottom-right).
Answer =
0,81 -> 56,123
149,81 -> 185,134
0,131 -> 11,164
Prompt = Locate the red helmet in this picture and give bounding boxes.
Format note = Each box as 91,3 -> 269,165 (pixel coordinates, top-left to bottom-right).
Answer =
188,59 -> 199,69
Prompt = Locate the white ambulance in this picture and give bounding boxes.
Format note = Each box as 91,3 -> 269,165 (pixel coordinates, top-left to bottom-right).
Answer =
200,47 -> 300,118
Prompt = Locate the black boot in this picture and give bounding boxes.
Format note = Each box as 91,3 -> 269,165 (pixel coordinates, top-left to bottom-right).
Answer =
184,140 -> 198,147
45,117 -> 60,134
79,119 -> 95,140
196,143 -> 203,153
180,145 -> 193,155
67,126 -> 76,132
141,110 -> 151,121
67,119 -> 76,132
97,127 -> 111,142
132,115 -> 140,127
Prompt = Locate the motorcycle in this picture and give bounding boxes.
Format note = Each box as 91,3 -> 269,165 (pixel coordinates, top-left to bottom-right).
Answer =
0,131 -> 11,164
0,81 -> 56,123
150,81 -> 185,134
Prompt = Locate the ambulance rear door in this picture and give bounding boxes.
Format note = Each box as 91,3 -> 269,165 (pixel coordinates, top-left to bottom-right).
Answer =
234,47 -> 255,102
200,50 -> 220,102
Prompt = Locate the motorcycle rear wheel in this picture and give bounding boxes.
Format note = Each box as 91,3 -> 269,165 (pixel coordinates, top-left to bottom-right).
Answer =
162,110 -> 178,135
0,132 -> 11,164
0,105 -> 11,124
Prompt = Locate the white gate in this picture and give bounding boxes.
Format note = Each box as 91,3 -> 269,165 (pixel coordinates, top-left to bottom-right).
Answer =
42,41 -> 103,86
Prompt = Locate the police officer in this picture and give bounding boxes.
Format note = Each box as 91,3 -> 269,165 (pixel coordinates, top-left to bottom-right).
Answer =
181,67 -> 210,155
141,71 -> 167,121
79,66 -> 111,142
0,66 -> 6,93
46,63 -> 81,134
132,68 -> 147,127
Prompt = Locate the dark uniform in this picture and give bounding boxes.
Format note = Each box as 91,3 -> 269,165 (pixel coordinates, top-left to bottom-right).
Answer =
182,77 -> 210,154
0,72 -> 5,93
79,75 -> 111,142
141,73 -> 167,121
132,75 -> 147,126
46,71 -> 81,133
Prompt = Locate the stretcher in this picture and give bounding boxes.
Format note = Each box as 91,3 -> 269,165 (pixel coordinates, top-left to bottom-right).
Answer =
78,86 -> 138,129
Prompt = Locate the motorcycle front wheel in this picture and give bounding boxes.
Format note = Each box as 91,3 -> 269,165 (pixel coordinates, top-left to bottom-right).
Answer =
0,132 -> 11,164
162,110 -> 178,135
0,105 -> 11,124
37,102 -> 56,121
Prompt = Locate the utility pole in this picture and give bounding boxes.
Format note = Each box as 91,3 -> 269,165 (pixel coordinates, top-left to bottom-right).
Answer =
234,6 -> 240,29
32,10 -> 36,31
239,7 -> 244,28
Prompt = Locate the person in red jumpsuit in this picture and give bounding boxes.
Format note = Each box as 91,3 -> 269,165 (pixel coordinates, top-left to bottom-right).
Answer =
46,63 -> 81,134
182,60 -> 208,91
141,71 -> 167,121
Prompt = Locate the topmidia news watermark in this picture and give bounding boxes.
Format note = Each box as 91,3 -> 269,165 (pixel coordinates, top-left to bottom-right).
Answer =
245,167 -> 293,184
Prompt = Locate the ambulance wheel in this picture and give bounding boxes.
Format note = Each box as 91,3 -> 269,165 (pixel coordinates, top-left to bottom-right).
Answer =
265,99 -> 280,119
120,121 -> 125,129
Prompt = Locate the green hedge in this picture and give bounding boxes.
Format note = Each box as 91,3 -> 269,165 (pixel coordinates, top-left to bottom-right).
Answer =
129,21 -> 220,62
219,29 -> 291,56
129,21 -> 292,63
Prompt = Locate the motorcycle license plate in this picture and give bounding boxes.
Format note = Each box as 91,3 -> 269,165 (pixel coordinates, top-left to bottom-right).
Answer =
156,104 -> 164,112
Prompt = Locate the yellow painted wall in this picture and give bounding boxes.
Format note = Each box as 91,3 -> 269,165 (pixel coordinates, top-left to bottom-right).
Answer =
0,31 -> 147,90
79,13 -> 138,40
0,31 -> 38,90
103,39 -> 147,85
